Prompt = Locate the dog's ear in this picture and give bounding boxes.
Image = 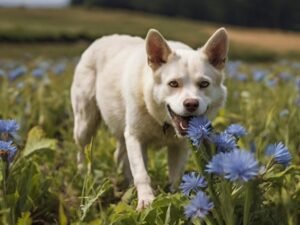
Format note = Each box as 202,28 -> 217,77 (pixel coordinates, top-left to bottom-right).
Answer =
146,29 -> 172,70
202,28 -> 229,70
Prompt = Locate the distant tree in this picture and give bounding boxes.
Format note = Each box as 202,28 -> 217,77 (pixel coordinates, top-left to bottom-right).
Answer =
72,0 -> 84,5
70,0 -> 300,31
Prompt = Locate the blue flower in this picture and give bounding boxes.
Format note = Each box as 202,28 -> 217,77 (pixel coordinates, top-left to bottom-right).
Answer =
296,77 -> 300,92
249,141 -> 256,153
38,61 -> 51,71
295,96 -> 300,107
266,142 -> 292,167
252,70 -> 267,82
0,119 -> 20,136
225,124 -> 247,138
223,149 -> 259,182
184,191 -> 214,219
212,132 -> 236,152
279,109 -> 289,118
236,73 -> 247,82
0,140 -> 17,161
206,152 -> 227,175
180,172 -> 207,196
278,72 -> 292,81
8,66 -> 27,81
265,78 -> 277,88
32,68 -> 46,78
226,61 -> 241,77
52,63 -> 66,75
187,116 -> 212,147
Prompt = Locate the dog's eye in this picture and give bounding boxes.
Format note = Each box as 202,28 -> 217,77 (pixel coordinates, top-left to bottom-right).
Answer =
199,81 -> 210,88
168,80 -> 179,88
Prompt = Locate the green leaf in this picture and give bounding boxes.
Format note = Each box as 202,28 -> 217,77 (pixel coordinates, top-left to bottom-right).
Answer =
164,204 -> 171,225
5,191 -> 20,208
17,212 -> 32,225
86,219 -> 103,225
114,202 -> 134,214
0,160 -> 3,183
265,107 -> 275,128
84,140 -> 93,164
264,165 -> 298,180
110,202 -> 137,225
151,197 -> 172,209
140,207 -> 158,224
22,126 -> 57,157
59,199 -> 68,225
213,115 -> 228,127
80,179 -> 111,221
84,140 -> 94,174
121,186 -> 136,204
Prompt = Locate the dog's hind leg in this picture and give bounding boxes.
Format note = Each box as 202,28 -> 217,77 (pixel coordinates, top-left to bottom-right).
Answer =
71,63 -> 101,169
114,139 -> 133,184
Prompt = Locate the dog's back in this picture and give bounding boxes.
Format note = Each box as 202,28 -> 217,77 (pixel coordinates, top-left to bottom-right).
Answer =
71,35 -> 145,147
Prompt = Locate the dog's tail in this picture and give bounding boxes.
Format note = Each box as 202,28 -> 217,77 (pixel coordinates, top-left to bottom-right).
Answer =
71,45 -> 101,150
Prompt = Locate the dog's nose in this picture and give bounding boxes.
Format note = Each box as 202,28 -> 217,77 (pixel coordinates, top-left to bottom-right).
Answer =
183,98 -> 199,112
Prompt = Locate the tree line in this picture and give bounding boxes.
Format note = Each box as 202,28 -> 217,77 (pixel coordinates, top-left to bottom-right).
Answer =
72,0 -> 300,31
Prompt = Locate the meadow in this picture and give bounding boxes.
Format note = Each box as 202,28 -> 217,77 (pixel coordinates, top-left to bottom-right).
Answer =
0,7 -> 300,225
1,7 -> 300,60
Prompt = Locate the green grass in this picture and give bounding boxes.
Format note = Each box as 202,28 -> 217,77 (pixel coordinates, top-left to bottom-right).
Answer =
0,7 -> 209,42
0,56 -> 299,224
1,7 -> 300,61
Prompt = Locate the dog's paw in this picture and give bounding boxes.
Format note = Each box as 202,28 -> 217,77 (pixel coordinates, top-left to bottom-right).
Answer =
136,192 -> 154,210
136,184 -> 154,210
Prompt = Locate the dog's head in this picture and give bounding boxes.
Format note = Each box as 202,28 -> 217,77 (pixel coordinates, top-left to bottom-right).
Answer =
146,28 -> 229,136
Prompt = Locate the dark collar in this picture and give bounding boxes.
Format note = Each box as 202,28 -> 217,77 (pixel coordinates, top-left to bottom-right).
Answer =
162,122 -> 171,134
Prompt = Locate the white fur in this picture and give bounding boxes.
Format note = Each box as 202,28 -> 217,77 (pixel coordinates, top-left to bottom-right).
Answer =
71,28 -> 228,210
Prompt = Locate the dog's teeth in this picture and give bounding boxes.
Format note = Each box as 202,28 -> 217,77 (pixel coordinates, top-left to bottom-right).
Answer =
179,121 -> 187,130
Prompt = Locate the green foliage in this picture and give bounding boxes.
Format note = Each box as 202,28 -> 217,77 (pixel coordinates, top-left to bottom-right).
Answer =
17,212 -> 32,225
0,125 -> 58,225
107,193 -> 185,225
59,197 -> 68,225
0,56 -> 299,224
22,126 -> 57,157
80,178 -> 111,221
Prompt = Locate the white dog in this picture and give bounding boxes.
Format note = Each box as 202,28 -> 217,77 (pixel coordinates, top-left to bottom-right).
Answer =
71,28 -> 228,210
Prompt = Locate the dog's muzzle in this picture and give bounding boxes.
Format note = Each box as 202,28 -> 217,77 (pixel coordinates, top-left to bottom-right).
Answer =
166,104 -> 209,136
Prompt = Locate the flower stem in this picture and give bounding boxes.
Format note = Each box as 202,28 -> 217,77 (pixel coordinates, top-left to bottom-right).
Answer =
243,182 -> 253,225
2,157 -> 9,195
2,157 -> 15,225
204,216 -> 213,225
207,176 -> 224,225
221,181 -> 235,225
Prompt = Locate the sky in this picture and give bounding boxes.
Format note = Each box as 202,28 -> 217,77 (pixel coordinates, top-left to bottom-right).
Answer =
0,0 -> 70,8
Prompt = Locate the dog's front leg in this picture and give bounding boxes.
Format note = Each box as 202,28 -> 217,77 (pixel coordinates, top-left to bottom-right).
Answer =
124,128 -> 154,210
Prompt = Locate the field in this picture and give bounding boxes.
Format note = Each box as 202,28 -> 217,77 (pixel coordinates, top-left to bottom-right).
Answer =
1,7 -> 300,60
0,7 -> 300,225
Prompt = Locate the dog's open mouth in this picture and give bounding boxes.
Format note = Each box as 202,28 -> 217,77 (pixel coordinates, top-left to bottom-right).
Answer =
167,105 -> 192,136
